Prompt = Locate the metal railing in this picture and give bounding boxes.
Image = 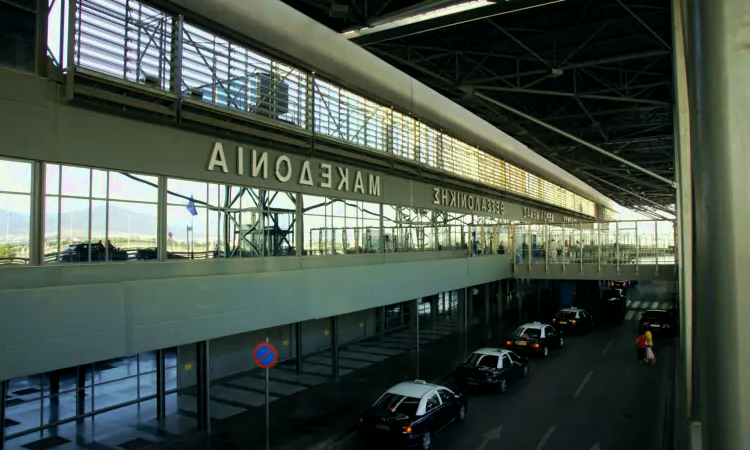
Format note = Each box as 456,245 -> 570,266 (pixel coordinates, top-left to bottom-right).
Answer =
46,0 -> 600,217
510,221 -> 677,270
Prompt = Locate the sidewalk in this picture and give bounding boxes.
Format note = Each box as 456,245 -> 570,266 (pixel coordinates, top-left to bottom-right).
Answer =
142,312 -> 520,450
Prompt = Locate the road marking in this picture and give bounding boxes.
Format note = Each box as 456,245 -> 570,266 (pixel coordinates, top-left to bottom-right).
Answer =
534,424 -> 557,450
328,430 -> 358,449
601,340 -> 613,356
626,300 -> 633,307
652,301 -> 660,309
590,442 -> 602,450
573,371 -> 594,399
631,301 -> 641,309
476,424 -> 504,450
625,310 -> 635,321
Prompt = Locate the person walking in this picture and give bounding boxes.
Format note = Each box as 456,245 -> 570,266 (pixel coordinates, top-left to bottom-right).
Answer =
635,332 -> 648,364
644,329 -> 656,365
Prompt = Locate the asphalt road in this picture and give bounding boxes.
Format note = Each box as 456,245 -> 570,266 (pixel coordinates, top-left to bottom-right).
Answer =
335,282 -> 675,450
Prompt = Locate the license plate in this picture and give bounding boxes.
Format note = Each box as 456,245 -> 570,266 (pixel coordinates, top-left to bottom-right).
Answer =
517,341 -> 527,346
559,321 -> 568,325
468,382 -> 478,386
651,324 -> 660,328
375,424 -> 390,431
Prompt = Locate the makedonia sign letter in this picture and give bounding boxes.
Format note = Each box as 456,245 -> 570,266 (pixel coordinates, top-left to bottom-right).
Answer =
432,187 -> 504,215
206,143 -> 381,197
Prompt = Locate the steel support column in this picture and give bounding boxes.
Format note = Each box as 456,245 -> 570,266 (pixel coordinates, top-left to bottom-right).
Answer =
295,322 -> 303,374
196,341 -> 210,432
156,349 -> 166,418
331,316 -> 339,380
458,289 -> 466,334
75,366 -> 86,418
484,284 -> 490,324
689,0 -> 749,447
497,280 -> 505,319
157,176 -> 168,261
379,307 -> 386,342
30,162 -> 45,266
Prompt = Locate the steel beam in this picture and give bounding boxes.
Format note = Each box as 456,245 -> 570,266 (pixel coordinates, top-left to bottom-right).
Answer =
614,0 -> 672,51
467,85 -> 671,105
471,90 -> 677,187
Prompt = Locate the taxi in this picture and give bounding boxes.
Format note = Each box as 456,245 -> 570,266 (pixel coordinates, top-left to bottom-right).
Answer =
455,348 -> 529,393
505,322 -> 564,358
358,380 -> 467,449
552,307 -> 595,333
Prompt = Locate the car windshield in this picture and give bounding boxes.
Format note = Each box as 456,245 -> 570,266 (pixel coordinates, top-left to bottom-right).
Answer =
374,393 -> 420,418
602,290 -> 621,299
465,353 -> 499,369
556,311 -> 577,320
511,327 -> 541,339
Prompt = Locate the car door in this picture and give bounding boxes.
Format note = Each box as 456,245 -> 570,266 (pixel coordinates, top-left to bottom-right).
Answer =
437,389 -> 456,423
500,354 -> 515,378
545,326 -> 558,347
424,393 -> 443,432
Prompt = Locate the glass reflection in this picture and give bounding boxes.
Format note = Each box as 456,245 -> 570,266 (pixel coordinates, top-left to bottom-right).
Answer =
45,165 -> 159,263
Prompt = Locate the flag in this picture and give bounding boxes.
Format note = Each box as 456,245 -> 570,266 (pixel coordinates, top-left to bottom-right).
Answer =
187,196 -> 198,216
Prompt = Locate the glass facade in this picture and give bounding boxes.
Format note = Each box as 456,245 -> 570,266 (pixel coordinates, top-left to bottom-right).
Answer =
40,0 -> 600,217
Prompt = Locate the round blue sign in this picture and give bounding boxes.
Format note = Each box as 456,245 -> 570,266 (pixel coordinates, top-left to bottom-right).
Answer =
253,342 -> 278,369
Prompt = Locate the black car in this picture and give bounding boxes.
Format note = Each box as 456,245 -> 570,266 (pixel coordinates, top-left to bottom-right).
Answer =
505,322 -> 564,358
599,288 -> 626,320
359,380 -> 467,449
552,307 -> 595,333
609,280 -> 629,292
639,309 -> 677,336
59,243 -> 128,262
455,348 -> 529,393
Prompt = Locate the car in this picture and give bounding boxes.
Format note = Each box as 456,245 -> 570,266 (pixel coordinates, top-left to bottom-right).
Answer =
609,280 -> 629,292
59,242 -> 129,262
455,348 -> 529,393
552,307 -> 595,333
505,322 -> 564,357
358,380 -> 467,449
639,309 -> 677,337
599,288 -> 626,320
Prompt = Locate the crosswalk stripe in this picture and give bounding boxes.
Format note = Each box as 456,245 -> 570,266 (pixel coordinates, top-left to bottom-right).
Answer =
625,310 -> 636,321
626,300 -> 633,308
651,301 -> 660,309
631,301 -> 641,309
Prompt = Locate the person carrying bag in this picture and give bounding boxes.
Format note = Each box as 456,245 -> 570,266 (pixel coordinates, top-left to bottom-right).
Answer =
645,346 -> 657,365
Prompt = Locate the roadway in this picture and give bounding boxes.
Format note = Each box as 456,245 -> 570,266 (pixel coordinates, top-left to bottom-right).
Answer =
334,282 -> 674,450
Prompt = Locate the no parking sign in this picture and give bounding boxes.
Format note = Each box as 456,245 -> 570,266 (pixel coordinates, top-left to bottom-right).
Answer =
253,341 -> 278,369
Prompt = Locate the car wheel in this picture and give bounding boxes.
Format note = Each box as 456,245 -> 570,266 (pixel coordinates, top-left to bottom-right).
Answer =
458,403 -> 467,422
420,431 -> 432,450
543,346 -> 549,357
498,377 -> 507,393
559,337 -> 565,348
521,363 -> 529,378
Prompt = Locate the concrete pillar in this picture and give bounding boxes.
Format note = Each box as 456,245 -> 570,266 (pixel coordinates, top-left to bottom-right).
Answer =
468,288 -> 475,317
75,366 -> 86,417
409,299 -> 418,349
688,0 -> 750,446
484,283 -> 491,323
48,370 -> 60,425
430,296 -> 439,323
196,341 -> 210,432
536,281 -> 542,316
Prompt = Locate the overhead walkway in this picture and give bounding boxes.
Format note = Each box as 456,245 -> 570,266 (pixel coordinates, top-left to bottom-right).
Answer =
510,220 -> 676,281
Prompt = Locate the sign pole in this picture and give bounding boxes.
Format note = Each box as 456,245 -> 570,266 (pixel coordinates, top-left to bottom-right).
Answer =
253,339 -> 277,450
265,336 -> 270,450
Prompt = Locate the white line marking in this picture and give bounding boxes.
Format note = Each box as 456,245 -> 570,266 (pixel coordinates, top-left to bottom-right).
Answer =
590,442 -> 602,450
632,301 -> 641,309
573,371 -> 594,399
601,340 -> 614,356
625,310 -> 636,321
329,430 -> 358,449
652,301 -> 660,309
534,424 -> 557,450
626,300 -> 633,307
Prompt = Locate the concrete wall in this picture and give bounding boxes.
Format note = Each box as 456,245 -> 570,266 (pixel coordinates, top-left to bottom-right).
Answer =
0,253 -> 511,381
